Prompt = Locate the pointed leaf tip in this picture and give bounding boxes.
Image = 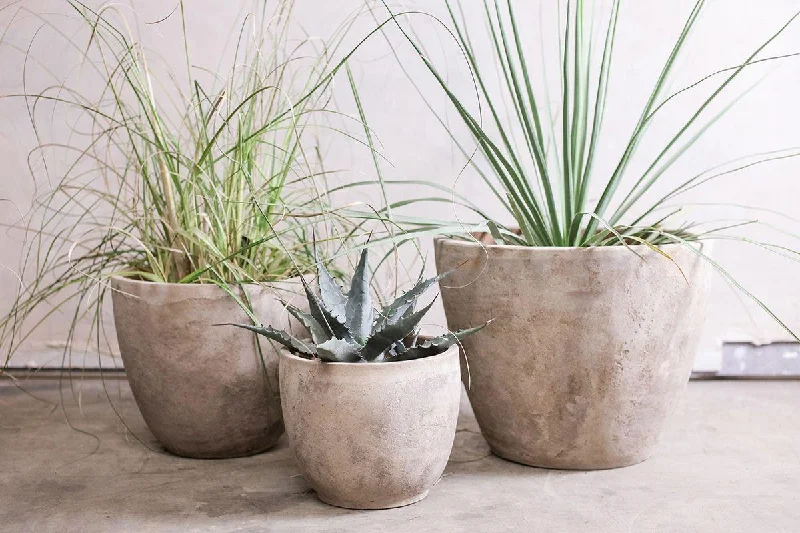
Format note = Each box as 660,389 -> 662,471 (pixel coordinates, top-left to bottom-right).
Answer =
345,249 -> 374,344
316,254 -> 347,323
390,321 -> 489,362
226,323 -> 316,357
376,272 -> 447,333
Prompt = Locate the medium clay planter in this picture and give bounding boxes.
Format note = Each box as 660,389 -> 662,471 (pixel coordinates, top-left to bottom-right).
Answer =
279,346 -> 461,509
111,277 -> 304,459
434,237 -> 711,470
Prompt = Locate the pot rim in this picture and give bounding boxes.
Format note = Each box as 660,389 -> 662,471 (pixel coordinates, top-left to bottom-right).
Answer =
110,275 -> 303,290
279,344 -> 459,370
434,235 -> 707,253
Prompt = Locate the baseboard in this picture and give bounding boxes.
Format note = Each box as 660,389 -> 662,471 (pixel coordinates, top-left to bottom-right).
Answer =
1,368 -> 127,380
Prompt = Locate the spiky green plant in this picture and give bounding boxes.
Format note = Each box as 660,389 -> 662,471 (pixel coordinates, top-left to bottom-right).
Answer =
376,0 -> 800,249
355,0 -> 800,341
228,249 -> 487,362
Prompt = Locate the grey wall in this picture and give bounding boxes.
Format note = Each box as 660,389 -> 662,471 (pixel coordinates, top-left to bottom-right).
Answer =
1,0 -> 799,369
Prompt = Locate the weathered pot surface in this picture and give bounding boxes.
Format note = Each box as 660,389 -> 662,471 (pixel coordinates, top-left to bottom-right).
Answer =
111,277 -> 305,459
435,237 -> 711,470
279,346 -> 461,509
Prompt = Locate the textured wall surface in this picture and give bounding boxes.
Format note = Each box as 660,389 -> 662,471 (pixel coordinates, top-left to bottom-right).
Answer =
1,0 -> 799,367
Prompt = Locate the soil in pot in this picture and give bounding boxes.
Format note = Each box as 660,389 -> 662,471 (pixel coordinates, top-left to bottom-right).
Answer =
111,277 -> 305,459
435,236 -> 710,470
279,346 -> 462,509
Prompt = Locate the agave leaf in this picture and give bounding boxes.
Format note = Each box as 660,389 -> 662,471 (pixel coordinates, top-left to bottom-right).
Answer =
316,337 -> 363,363
345,249 -> 374,344
391,301 -> 415,324
284,302 -> 328,344
392,322 -> 491,362
379,298 -> 416,332
305,283 -> 352,342
371,340 -> 407,363
361,297 -> 437,362
387,340 -> 408,362
316,253 -> 347,323
375,270 -> 452,332
224,323 -> 316,357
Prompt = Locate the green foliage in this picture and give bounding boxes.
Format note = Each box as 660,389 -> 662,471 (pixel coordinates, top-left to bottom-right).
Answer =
380,0 -> 800,247
229,249 -> 487,363
364,0 -> 800,342
0,0 -> 360,365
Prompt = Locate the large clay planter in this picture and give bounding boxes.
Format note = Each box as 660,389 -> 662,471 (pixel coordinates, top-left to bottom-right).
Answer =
279,346 -> 461,509
111,277 -> 304,459
434,237 -> 711,470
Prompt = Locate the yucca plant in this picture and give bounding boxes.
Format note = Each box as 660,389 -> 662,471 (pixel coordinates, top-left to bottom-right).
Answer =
229,248 -> 486,362
366,0 -> 800,338
377,0 -> 799,248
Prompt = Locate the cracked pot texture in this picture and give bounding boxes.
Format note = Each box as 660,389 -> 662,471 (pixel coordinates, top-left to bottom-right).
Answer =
279,346 -> 461,509
434,238 -> 711,470
111,277 -> 304,459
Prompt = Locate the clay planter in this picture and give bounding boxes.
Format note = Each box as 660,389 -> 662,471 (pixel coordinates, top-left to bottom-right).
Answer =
279,346 -> 461,509
111,277 -> 303,459
434,237 -> 710,470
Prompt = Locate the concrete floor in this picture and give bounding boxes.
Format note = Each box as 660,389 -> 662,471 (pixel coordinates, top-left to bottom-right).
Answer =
1,379 -> 798,533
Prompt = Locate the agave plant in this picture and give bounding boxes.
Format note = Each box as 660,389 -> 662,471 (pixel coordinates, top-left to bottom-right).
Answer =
229,249 -> 486,362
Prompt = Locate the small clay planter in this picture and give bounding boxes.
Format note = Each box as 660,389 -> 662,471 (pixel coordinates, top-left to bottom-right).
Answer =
279,346 -> 461,509
111,277 -> 304,459
434,237 -> 711,470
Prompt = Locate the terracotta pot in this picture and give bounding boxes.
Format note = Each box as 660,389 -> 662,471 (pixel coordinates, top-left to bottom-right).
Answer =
434,238 -> 710,470
111,277 -> 304,459
279,346 -> 461,509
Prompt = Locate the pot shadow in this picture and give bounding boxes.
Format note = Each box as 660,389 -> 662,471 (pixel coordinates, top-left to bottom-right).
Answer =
448,404 -> 594,480
445,432 -> 586,480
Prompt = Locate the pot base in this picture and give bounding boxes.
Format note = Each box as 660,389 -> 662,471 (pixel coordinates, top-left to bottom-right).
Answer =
160,422 -> 284,460
316,490 -> 430,510
490,447 -> 650,471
